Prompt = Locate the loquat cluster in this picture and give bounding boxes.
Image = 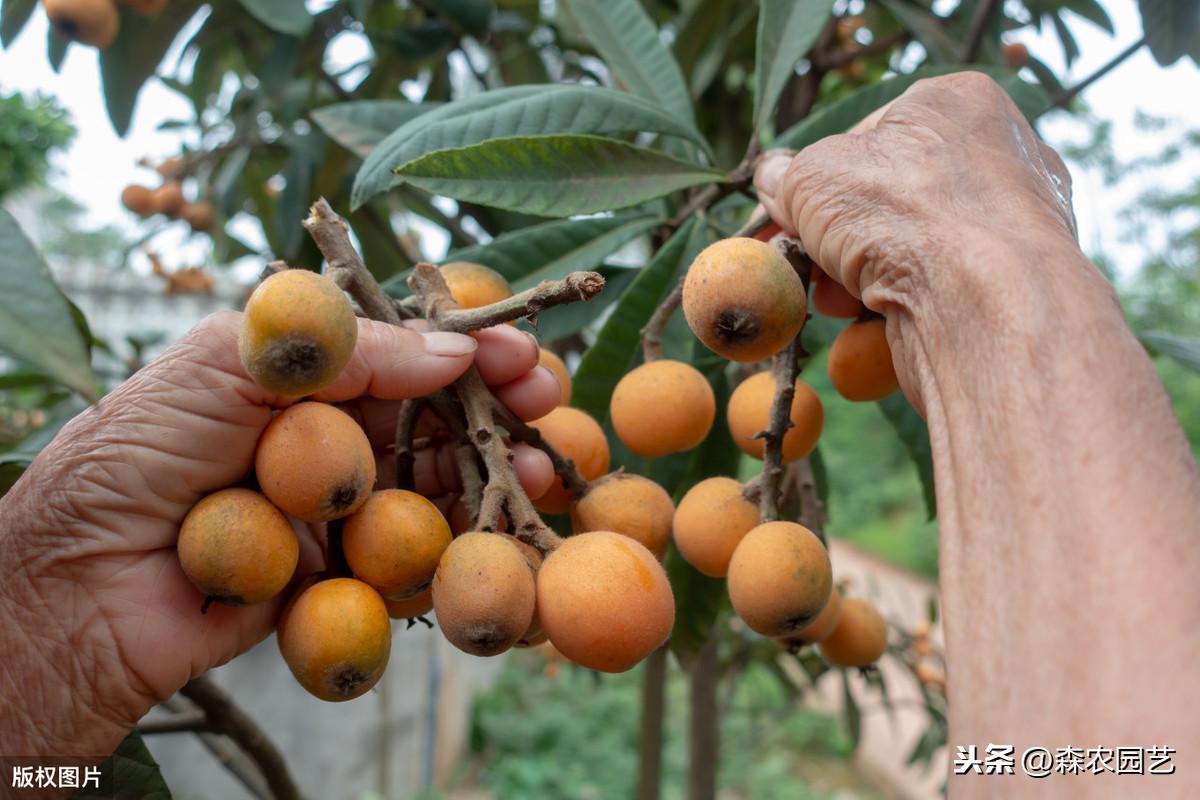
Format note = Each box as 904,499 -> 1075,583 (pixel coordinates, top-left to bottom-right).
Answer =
120,155 -> 217,234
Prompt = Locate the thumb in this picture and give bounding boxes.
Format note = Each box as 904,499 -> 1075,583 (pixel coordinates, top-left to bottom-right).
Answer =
311,319 -> 478,402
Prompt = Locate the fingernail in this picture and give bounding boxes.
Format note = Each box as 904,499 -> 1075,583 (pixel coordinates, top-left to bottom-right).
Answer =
755,153 -> 791,199
422,331 -> 478,356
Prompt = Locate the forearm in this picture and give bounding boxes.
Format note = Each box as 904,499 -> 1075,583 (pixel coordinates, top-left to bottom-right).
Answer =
894,233 -> 1200,772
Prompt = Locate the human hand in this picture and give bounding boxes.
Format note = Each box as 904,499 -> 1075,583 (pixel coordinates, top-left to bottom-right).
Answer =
753,72 -> 1087,403
0,311 -> 560,756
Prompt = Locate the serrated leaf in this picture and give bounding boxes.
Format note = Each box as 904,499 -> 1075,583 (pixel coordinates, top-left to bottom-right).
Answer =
99,2 -> 204,135
1142,331 -> 1200,373
559,0 -> 697,130
0,211 -> 97,400
754,0 -> 837,130
877,0 -> 959,62
773,67 -> 1048,150
1138,0 -> 1200,65
572,218 -> 705,420
878,393 -> 936,519
352,84 -> 708,208
1,0 -> 36,47
395,135 -> 724,218
312,100 -> 439,158
237,0 -> 311,36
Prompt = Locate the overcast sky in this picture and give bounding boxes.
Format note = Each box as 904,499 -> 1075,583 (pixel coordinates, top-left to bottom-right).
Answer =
0,0 -> 1196,279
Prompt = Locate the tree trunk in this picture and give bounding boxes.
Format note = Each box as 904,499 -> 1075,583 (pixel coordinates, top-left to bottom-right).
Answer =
636,646 -> 668,800
688,634 -> 720,800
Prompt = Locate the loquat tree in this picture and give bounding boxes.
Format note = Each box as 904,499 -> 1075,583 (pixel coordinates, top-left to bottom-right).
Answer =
1,0 -> 1198,797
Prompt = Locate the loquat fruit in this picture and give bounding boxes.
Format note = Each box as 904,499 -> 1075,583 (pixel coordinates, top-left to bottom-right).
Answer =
610,359 -> 714,457
255,402 -> 376,523
120,184 -> 156,218
673,477 -> 760,577
682,237 -> 806,362
238,269 -> 358,397
537,531 -> 674,672
572,473 -> 675,559
727,521 -> 832,637
527,406 -> 610,514
439,261 -> 513,309
726,371 -> 824,461
432,532 -> 536,657
777,586 -> 843,649
342,489 -> 452,600
278,578 -> 391,701
818,597 -> 888,668
44,0 -> 119,48
827,318 -> 899,402
177,488 -> 298,606
385,588 -> 433,620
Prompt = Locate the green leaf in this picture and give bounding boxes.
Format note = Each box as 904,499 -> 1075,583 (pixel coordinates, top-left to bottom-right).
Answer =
47,24 -> 68,72
237,0 -> 312,36
75,731 -> 172,799
878,393 -> 936,519
455,214 -> 657,291
395,135 -> 724,218
877,0 -> 960,62
572,218 -> 708,420
1052,12 -> 1081,67
311,100 -> 439,158
559,0 -> 697,130
754,0 -> 837,130
99,2 -> 204,135
531,266 -> 640,342
1142,331 -> 1200,373
1,0 -> 36,47
0,210 -> 97,400
1059,0 -> 1115,34
1138,0 -> 1200,66
352,84 -> 708,208
381,214 -> 656,295
423,0 -> 492,35
773,67 -> 1048,150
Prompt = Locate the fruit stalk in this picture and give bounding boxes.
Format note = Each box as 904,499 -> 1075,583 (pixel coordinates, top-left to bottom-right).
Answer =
431,271 -> 606,333
756,335 -> 803,522
393,398 -> 425,491
304,198 -> 404,325
406,264 -> 566,553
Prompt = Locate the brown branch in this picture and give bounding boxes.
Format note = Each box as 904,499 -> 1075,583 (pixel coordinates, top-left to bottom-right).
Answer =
636,646 -> 668,800
818,32 -> 911,69
960,0 -> 1001,63
496,404 -> 590,501
136,709 -> 208,735
179,677 -> 300,800
305,198 -> 403,325
408,264 -> 564,552
640,281 -> 682,362
426,389 -> 485,527
793,457 -> 827,545
755,336 -> 803,522
394,398 -> 424,492
1046,36 -> 1147,113
434,270 -> 606,332
161,697 -> 270,800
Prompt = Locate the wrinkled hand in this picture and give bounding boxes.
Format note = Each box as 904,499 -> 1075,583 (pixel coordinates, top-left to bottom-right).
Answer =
755,70 -> 1079,328
0,311 -> 560,756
